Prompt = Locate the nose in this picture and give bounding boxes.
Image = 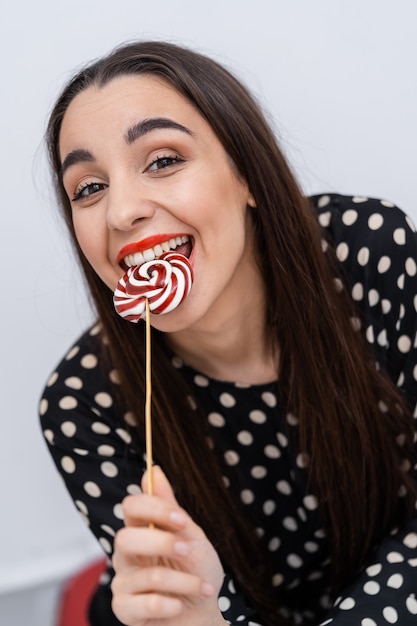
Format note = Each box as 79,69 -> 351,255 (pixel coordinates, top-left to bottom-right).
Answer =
106,181 -> 156,231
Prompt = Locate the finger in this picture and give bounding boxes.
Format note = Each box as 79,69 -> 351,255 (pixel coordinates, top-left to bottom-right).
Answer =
112,565 -> 214,599
112,591 -> 183,624
122,492 -> 188,530
114,526 -> 190,563
142,465 -> 177,504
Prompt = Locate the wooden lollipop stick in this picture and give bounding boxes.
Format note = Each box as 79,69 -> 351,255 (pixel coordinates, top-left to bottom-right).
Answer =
145,298 -> 154,497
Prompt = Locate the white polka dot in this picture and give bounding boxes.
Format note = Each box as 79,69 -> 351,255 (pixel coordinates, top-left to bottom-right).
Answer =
224,450 -> 240,465
381,298 -> 392,314
237,430 -> 253,445
403,532 -> 417,549
209,413 -> 226,429
113,503 -> 124,520
276,432 -> 288,447
303,494 -> 319,510
101,461 -> 118,477
264,444 -> 281,458
287,553 -> 303,568
357,247 -> 370,266
219,392 -> 236,407
272,573 -> 284,587
249,409 -> 267,424
297,507 -> 307,522
352,196 -> 368,203
124,411 -> 136,426
368,289 -> 379,306
342,209 -> 358,225
95,392 -> 113,408
406,216 -> 416,232
393,228 -> 406,245
296,452 -> 309,468
304,541 -> 319,553
363,581 -> 380,595
81,354 -> 98,368
377,329 -> 388,347
43,428 -> 54,444
194,374 -> 209,387
97,445 -> 115,457
99,537 -> 112,554
368,213 -> 384,230
339,597 -> 355,610
46,372 -> 59,387
406,257 -> 417,276
59,396 -> 78,410
336,242 -> 349,262
84,481 -> 101,497
75,500 -> 88,515
351,317 -> 361,332
318,195 -> 331,209
283,517 -> 298,531
286,412 -> 298,426
398,335 -> 412,353
387,573 -> 403,589
218,596 -> 231,612
382,607 -> 398,623
65,346 -> 80,360
118,429 -> 132,445
387,551 -> 404,563
61,456 -> 76,473
92,422 -> 111,435
263,500 -> 276,515
276,480 -> 292,495
333,277 -> 344,292
361,619 -> 377,626
64,376 -> 83,390
61,421 -> 77,437
406,595 -> 417,614
366,325 -> 375,343
366,563 -> 382,576
240,489 -> 255,504
352,283 -> 364,301
251,465 -> 267,478
377,256 -> 391,273
268,537 -> 281,551
261,391 -> 277,407
109,369 -> 120,384
126,484 -> 141,495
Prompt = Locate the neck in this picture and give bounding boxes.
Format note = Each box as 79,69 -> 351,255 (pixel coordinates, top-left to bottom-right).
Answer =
165,290 -> 278,385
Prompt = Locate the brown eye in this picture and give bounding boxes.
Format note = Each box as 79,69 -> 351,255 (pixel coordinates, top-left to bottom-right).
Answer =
72,182 -> 106,201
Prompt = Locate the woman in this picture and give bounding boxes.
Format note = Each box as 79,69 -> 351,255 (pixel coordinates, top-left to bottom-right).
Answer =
40,41 -> 417,626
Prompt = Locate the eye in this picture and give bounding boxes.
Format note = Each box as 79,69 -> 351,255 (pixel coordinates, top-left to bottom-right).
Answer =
147,154 -> 183,172
72,181 -> 107,202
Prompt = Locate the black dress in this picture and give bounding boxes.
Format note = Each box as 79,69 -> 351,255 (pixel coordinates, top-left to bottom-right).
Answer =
40,194 -> 417,625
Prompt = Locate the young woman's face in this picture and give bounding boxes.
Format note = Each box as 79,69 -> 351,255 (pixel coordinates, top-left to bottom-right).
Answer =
59,75 -> 257,332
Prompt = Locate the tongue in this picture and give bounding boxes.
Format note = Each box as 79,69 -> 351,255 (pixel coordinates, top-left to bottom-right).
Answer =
175,241 -> 192,258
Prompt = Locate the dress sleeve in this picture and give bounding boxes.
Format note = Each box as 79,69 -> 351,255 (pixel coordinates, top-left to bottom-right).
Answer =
313,194 -> 417,624
39,324 -> 145,558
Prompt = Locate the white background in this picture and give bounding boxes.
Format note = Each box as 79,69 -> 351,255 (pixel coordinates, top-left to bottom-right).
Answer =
1,0 -> 416,613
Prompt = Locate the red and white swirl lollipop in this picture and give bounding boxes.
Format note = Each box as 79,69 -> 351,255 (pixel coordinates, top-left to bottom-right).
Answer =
113,251 -> 194,323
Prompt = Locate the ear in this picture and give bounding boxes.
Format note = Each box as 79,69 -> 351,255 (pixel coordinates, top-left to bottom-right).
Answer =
247,190 -> 256,208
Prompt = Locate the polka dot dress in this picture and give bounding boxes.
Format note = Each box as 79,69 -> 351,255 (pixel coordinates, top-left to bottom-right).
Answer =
40,195 -> 417,625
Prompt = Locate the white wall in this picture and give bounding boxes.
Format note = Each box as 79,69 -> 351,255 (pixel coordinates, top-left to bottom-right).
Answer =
1,0 -> 416,620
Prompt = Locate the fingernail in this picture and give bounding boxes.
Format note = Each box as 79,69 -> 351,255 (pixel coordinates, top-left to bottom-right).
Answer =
201,582 -> 215,597
169,510 -> 187,526
174,541 -> 190,556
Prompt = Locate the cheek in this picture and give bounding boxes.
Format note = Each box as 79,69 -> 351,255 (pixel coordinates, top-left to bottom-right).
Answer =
72,214 -> 105,269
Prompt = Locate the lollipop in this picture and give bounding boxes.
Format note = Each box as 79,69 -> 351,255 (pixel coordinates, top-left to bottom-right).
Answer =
113,251 -> 194,498
113,251 -> 194,322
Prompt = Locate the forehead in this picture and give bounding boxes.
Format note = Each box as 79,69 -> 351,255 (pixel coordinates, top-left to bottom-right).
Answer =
59,74 -> 203,149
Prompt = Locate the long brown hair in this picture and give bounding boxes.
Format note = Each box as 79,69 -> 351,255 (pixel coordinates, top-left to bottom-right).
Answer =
46,41 -> 416,625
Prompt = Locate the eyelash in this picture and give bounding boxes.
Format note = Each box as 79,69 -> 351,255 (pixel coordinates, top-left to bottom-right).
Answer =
72,182 -> 106,202
147,154 -> 183,172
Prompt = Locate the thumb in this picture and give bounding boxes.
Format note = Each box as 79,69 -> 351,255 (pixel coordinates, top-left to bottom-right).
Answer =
142,465 -> 178,505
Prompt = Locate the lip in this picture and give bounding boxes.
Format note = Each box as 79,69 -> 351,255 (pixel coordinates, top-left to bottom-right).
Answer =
117,233 -> 192,268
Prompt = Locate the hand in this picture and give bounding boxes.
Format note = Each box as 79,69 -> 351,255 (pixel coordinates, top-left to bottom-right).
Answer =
111,466 -> 226,626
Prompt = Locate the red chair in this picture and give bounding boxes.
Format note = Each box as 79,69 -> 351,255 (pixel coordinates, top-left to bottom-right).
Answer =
56,558 -> 107,626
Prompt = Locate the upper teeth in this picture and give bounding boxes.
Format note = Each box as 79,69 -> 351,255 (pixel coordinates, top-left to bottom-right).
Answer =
124,235 -> 190,267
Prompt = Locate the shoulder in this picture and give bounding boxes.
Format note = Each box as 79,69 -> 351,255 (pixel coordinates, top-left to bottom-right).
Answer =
309,193 -> 416,251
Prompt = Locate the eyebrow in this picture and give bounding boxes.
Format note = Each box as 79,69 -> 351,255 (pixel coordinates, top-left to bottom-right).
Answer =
60,149 -> 95,178
125,117 -> 193,144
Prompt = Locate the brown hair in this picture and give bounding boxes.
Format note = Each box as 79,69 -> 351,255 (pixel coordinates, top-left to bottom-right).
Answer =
46,41 -> 416,625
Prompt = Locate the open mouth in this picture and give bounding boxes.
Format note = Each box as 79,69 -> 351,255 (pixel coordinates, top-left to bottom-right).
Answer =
120,235 -> 193,270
